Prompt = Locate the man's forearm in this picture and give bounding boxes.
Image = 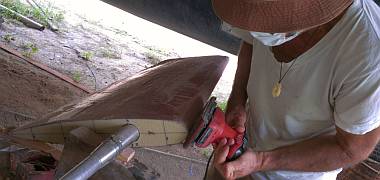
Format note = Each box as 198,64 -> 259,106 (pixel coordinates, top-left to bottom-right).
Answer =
259,134 -> 366,172
226,42 -> 252,112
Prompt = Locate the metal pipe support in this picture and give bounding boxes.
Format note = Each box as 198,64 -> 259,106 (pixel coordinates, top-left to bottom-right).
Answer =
60,124 -> 140,180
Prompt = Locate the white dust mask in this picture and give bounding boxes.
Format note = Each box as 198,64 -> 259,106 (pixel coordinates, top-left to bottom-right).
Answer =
249,31 -> 302,46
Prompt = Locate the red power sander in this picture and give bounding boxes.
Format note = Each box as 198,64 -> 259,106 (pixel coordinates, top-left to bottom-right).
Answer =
186,97 -> 247,161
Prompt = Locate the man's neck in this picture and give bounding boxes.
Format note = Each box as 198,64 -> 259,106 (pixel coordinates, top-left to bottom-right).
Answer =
271,10 -> 347,63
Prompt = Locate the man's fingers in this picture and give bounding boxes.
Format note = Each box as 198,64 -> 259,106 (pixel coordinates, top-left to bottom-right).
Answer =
225,149 -> 255,179
216,148 -> 257,180
214,138 -> 229,164
235,126 -> 246,134
227,138 -> 235,145
226,106 -> 247,134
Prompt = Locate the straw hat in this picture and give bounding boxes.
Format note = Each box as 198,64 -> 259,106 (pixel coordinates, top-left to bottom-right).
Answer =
212,0 -> 354,33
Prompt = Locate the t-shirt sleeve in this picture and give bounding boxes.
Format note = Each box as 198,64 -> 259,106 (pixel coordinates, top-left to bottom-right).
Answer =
333,55 -> 380,135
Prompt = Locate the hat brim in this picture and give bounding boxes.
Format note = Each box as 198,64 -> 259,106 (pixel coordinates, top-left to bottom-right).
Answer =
212,0 -> 353,33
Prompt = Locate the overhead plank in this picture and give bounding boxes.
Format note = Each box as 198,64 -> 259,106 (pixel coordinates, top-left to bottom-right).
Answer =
100,0 -> 241,55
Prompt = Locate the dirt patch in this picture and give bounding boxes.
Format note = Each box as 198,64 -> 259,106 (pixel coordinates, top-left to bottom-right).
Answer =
134,148 -> 207,180
0,48 -> 87,128
0,16 -> 177,92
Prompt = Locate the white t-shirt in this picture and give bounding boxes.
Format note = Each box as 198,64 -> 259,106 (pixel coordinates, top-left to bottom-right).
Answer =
229,0 -> 380,179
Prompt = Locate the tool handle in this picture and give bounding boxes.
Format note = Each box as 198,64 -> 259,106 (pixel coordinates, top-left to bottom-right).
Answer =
227,134 -> 247,161
213,108 -> 247,161
221,121 -> 239,139
213,108 -> 238,139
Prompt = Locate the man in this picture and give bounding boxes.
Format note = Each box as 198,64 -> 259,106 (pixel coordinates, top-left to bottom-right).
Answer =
209,0 -> 380,179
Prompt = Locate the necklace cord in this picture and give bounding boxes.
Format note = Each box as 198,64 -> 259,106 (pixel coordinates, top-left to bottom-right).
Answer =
278,60 -> 298,83
276,27 -> 321,84
279,63 -> 283,83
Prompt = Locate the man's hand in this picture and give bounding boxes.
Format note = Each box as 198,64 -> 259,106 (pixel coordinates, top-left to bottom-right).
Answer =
213,138 -> 263,180
225,104 -> 247,134
212,105 -> 247,147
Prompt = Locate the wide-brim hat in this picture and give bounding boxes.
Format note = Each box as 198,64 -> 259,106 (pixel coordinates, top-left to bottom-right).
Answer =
212,0 -> 354,33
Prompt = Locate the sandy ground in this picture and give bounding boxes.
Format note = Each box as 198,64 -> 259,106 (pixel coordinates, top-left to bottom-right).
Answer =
0,19 -> 157,92
134,146 -> 207,180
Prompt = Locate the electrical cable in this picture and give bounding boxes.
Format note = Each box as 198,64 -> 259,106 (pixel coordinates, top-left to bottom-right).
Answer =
203,150 -> 215,180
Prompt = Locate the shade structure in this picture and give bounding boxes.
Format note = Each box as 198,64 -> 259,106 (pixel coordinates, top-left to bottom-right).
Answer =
10,56 -> 229,147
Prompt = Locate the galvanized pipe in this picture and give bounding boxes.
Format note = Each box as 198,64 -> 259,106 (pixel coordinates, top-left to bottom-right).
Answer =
0,4 -> 45,30
60,124 -> 140,180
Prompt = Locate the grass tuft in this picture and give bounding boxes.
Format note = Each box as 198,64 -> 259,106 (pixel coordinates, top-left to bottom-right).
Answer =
80,51 -> 93,61
72,71 -> 81,82
3,34 -> 15,42
143,51 -> 161,65
21,42 -> 38,58
218,101 -> 227,112
99,47 -> 121,59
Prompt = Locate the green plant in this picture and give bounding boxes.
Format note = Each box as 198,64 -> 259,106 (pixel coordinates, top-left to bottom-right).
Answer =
80,51 -> 93,61
22,51 -> 31,58
199,148 -> 213,158
144,45 -> 170,56
21,42 -> 38,57
45,2 -> 65,24
143,51 -> 161,65
100,48 -> 121,59
218,101 -> 227,112
0,0 -> 65,26
3,34 -> 15,42
29,44 -> 38,54
72,72 -> 81,82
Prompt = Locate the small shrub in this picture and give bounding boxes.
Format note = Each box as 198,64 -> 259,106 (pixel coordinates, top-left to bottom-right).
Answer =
144,45 -> 170,56
80,51 -> 93,61
21,42 -> 38,57
72,72 -> 81,82
3,34 -> 15,42
143,51 -> 161,65
218,101 -> 227,112
100,48 -> 121,59
199,147 -> 213,158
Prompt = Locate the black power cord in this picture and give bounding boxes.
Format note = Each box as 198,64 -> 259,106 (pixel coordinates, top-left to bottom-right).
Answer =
203,150 -> 215,180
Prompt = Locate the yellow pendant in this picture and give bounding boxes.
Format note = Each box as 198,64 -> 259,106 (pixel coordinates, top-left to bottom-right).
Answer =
272,82 -> 282,97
